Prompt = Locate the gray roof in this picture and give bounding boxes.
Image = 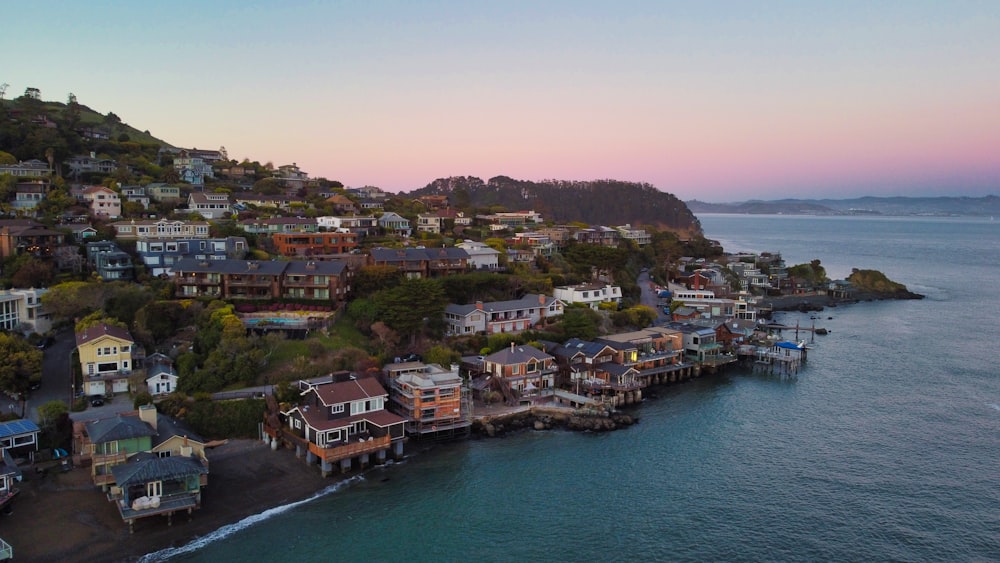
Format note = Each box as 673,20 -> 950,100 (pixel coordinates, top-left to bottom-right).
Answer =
370,247 -> 469,263
173,258 -> 288,276
446,294 -> 558,317
549,338 -> 613,360
85,415 -> 157,444
485,344 -> 553,365
284,260 -> 347,276
110,452 -> 207,486
153,414 -> 205,447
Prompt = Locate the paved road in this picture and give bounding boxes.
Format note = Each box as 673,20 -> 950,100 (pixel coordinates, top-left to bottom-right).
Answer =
22,329 -> 74,423
21,329 -> 136,423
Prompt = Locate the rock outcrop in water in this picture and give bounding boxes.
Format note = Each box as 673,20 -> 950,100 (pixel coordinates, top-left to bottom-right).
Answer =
472,406 -> 637,437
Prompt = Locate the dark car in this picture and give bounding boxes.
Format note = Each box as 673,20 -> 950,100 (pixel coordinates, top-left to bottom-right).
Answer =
29,380 -> 41,391
90,395 -> 105,407
36,336 -> 55,349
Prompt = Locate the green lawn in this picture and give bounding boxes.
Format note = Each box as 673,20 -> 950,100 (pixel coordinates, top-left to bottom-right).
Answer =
264,315 -> 371,374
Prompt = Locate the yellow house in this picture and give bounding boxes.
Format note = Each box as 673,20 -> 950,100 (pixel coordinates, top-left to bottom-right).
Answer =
76,324 -> 135,396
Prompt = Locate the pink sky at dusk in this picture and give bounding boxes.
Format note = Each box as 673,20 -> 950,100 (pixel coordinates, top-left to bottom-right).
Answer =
4,1 -> 999,201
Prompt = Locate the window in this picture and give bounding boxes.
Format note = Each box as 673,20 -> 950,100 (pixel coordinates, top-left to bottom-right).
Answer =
147,481 -> 162,497
157,450 -> 171,458
332,403 -> 344,414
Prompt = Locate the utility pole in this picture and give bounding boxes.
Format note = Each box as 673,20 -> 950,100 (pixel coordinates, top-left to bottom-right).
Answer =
0,83 -> 8,104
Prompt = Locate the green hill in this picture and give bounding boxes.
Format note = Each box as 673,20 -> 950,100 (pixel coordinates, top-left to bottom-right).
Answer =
408,175 -> 701,233
0,93 -> 173,177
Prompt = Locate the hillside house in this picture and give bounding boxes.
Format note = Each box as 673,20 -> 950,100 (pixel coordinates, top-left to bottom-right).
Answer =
553,282 -> 622,310
444,294 -> 563,336
368,247 -> 469,278
112,219 -> 212,240
76,323 -> 136,397
81,185 -> 121,219
187,192 -> 231,219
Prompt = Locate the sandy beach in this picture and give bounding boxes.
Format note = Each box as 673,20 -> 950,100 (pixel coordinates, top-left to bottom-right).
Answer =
0,439 -> 333,562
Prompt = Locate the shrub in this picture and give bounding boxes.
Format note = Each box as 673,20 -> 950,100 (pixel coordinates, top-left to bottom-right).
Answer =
133,392 -> 154,410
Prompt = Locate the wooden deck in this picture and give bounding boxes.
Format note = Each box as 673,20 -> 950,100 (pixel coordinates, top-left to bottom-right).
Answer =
115,493 -> 199,533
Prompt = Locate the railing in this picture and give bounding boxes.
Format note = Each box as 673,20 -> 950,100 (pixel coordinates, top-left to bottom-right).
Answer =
227,278 -> 273,286
309,434 -> 391,463
0,537 -> 11,560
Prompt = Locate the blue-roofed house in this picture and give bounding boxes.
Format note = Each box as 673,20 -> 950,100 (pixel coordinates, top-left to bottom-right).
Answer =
78,406 -> 159,488
108,408 -> 209,532
110,452 -> 209,532
0,449 -> 22,511
0,419 -> 40,456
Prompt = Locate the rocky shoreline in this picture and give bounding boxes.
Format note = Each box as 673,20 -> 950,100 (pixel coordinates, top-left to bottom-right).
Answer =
759,289 -> 924,314
472,406 -> 637,437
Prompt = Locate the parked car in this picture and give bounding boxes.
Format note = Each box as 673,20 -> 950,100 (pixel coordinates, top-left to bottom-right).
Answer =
29,380 -> 41,391
36,336 -> 55,349
90,395 -> 105,407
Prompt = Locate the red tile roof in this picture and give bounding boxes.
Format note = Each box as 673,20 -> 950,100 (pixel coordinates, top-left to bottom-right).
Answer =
312,377 -> 387,407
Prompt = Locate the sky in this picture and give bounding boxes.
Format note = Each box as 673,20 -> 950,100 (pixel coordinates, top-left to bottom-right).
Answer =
4,1 -> 999,202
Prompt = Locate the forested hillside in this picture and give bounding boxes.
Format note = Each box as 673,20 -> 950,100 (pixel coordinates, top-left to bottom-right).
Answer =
410,176 -> 701,234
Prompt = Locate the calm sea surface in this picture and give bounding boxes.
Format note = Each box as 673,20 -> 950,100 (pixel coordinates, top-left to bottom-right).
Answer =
150,214 -> 1000,562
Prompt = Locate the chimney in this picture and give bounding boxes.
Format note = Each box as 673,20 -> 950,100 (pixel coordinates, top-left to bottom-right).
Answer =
138,403 -> 157,431
475,301 -> 483,311
538,294 -> 546,305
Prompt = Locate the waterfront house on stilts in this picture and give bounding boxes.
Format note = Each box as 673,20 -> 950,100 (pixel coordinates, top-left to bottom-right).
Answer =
264,374 -> 407,477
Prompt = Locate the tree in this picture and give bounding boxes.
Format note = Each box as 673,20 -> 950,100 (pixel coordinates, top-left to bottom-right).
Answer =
253,177 -> 283,195
133,392 -> 153,410
424,345 -> 460,367
38,400 -> 69,428
41,281 -> 107,322
5,255 -> 55,288
558,305 -> 601,340
75,311 -> 128,333
352,265 -> 403,298
372,278 -> 447,342
0,150 -> 15,165
0,333 -> 43,402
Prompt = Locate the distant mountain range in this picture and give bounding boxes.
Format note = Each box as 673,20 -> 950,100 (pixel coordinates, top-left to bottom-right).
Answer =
686,196 -> 1000,217
408,176 -> 701,233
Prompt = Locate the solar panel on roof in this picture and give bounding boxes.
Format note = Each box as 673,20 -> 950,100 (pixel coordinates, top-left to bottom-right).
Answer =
0,419 -> 41,439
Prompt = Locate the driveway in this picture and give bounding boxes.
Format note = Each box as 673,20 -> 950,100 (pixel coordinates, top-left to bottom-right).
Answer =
24,329 -> 75,423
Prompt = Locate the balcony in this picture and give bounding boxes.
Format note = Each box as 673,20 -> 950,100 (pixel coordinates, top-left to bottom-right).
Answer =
227,277 -> 273,287
308,434 -> 391,463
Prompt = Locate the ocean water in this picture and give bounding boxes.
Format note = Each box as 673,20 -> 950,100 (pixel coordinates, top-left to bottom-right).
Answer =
150,214 -> 1000,562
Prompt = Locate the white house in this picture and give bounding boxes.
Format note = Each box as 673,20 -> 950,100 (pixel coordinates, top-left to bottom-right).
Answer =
81,185 -> 121,219
455,240 -> 501,270
553,282 -> 622,310
144,353 -> 179,396
187,192 -> 232,219
444,294 -> 563,336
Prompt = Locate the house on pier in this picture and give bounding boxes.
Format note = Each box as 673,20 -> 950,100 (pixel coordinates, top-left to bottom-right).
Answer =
278,375 -> 406,476
481,344 -> 557,405
382,362 -> 472,440
543,338 -> 640,408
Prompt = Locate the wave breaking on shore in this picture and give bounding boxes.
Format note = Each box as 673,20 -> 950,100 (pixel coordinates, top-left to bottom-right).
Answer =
138,474 -> 364,562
